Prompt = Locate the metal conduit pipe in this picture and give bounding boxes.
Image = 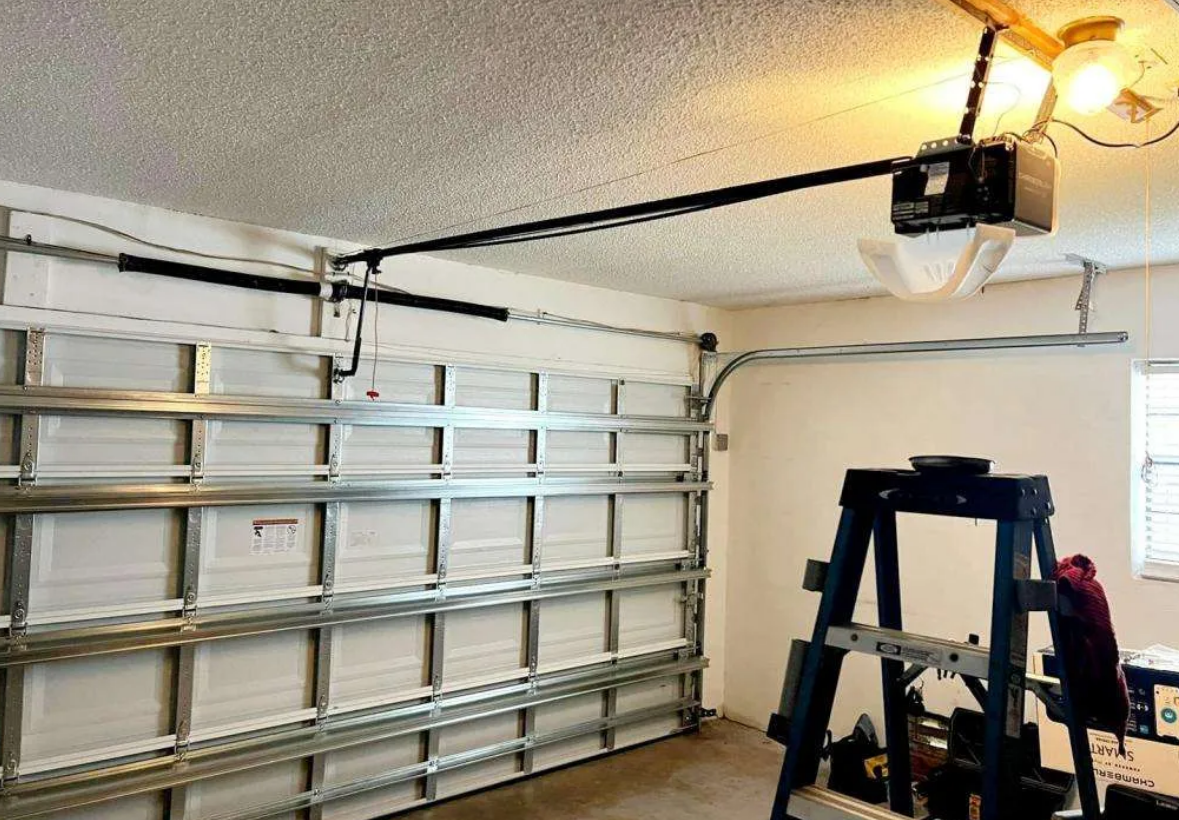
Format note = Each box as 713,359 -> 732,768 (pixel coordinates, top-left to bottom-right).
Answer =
702,331 -> 1130,419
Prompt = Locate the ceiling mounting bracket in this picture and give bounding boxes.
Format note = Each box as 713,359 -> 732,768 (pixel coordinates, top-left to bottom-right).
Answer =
1066,253 -> 1108,334
958,23 -> 1003,144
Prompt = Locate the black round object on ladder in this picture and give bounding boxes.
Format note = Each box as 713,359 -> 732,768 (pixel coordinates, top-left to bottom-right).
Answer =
909,455 -> 994,475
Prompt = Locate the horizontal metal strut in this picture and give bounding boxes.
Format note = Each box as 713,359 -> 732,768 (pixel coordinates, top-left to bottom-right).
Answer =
0,567 -> 709,666
702,331 -> 1129,418
0,478 -> 709,515
0,385 -> 711,432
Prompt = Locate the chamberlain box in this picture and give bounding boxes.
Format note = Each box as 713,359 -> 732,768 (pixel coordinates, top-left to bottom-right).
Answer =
1035,646 -> 1179,799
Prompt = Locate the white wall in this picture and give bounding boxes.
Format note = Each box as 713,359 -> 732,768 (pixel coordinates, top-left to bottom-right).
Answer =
719,267 -> 1179,733
0,178 -> 731,712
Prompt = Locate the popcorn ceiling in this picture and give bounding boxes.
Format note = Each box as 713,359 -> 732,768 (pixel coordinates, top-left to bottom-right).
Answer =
0,0 -> 1175,307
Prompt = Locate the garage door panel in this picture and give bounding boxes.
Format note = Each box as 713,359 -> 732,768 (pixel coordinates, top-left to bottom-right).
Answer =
453,428 -> 530,473
437,712 -> 522,798
443,605 -> 525,686
323,733 -> 423,820
45,336 -> 191,392
330,618 -> 429,708
624,434 -> 688,468
538,594 -> 607,669
324,788 -> 421,820
29,509 -> 181,614
211,349 -> 327,398
437,755 -> 521,799
340,425 -> 436,473
0,414 -> 16,464
621,494 -> 687,558
39,416 -> 187,471
201,504 -> 319,597
439,712 -> 520,758
182,759 -> 305,820
543,496 -> 608,565
618,584 -> 685,651
54,793 -> 166,820
0,330 -> 23,384
614,675 -> 684,749
546,375 -> 612,414
547,431 -> 610,469
191,630 -> 314,734
0,515 -> 9,599
336,500 -> 433,588
455,368 -> 531,410
624,382 -> 689,417
615,713 -> 682,749
449,498 -> 527,574
533,735 -> 604,771
532,692 -> 605,771
21,650 -> 173,767
341,359 -> 439,405
205,420 -> 324,471
616,676 -> 683,712
535,693 -> 603,735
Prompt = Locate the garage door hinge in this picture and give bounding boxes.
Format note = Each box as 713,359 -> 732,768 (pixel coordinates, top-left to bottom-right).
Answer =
182,586 -> 198,624
3,754 -> 18,782
175,730 -> 190,762
9,598 -> 27,639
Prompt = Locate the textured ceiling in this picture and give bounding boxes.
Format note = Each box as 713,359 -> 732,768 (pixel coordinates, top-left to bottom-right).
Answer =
1,0 -> 1177,307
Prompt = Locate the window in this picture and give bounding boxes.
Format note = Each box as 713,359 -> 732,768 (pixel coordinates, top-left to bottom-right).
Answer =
1134,362 -> 1179,581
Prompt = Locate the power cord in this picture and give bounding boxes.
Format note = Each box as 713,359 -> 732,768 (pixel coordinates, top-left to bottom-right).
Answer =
1042,116 -> 1179,149
1025,90 -> 1179,150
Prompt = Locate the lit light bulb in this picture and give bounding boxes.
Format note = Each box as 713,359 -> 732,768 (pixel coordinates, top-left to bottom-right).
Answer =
1052,17 -> 1138,116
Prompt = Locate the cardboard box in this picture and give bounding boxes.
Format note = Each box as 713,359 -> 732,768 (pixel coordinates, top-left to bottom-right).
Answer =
1034,646 -> 1179,800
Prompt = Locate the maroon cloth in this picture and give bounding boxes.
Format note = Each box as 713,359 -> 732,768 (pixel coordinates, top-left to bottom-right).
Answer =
1052,554 -> 1130,754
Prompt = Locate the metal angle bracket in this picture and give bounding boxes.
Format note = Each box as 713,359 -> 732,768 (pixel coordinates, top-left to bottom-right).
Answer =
1066,254 -> 1108,335
959,24 -> 1002,144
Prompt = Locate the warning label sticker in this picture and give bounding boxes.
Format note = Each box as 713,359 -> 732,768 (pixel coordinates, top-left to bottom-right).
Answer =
252,518 -> 300,555
876,641 -> 943,667
924,162 -> 951,196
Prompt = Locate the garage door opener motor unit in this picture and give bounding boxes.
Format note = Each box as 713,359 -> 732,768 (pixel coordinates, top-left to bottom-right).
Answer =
767,460 -> 1100,820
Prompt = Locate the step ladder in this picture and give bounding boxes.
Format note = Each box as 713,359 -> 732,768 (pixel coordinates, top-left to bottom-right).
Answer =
768,466 -> 1102,820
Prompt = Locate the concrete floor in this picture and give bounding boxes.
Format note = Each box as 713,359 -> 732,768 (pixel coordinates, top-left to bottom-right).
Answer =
412,720 -> 784,820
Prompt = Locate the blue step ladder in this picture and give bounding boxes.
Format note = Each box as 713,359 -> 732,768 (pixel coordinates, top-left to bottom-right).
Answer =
767,465 -> 1102,820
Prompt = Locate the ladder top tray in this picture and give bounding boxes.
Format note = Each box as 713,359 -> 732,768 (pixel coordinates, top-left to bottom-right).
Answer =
840,468 -> 1054,521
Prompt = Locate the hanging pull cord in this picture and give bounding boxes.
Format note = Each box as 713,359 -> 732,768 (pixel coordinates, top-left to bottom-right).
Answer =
333,260 -> 378,384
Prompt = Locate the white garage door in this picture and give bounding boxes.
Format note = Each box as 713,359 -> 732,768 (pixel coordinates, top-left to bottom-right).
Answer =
0,326 -> 711,819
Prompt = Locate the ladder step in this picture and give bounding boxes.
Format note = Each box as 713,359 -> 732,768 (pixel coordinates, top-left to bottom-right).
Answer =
825,624 -> 990,679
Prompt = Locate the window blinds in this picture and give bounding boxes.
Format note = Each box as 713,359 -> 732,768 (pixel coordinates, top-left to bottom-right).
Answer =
1142,364 -> 1179,573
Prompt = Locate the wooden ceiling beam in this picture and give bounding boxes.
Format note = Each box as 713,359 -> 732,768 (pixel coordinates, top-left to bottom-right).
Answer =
939,0 -> 1161,122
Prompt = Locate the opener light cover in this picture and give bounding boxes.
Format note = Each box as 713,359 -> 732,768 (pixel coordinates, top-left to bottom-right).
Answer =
1054,40 -> 1138,115
1053,17 -> 1137,116
858,225 -> 1016,302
